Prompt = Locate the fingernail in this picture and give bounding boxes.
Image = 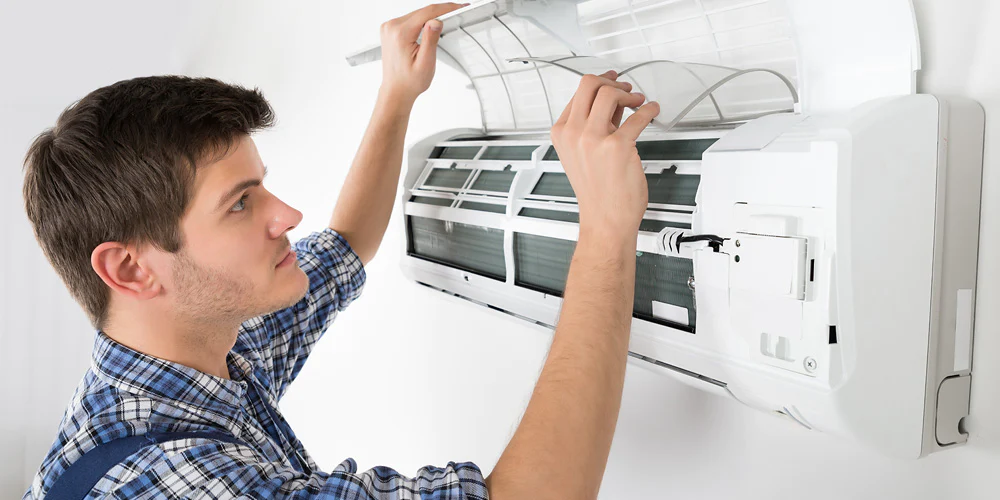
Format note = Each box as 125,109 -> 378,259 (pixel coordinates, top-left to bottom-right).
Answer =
428,20 -> 443,32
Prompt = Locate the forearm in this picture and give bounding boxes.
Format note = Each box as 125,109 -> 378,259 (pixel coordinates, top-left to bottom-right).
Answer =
328,88 -> 414,264
487,227 -> 637,499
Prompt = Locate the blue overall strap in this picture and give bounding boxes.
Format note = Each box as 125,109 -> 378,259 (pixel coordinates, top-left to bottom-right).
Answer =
46,430 -> 247,500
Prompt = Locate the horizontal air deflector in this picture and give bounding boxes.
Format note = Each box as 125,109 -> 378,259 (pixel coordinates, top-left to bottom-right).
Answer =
410,196 -> 453,207
461,201 -> 507,213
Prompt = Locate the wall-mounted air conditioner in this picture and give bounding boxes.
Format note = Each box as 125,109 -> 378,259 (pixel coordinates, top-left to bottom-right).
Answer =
348,0 -> 985,458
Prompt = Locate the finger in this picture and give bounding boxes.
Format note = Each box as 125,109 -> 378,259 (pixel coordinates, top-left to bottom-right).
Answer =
556,70 -> 613,125
554,92 -> 575,126
400,3 -> 466,39
416,19 -> 443,69
617,101 -> 661,140
570,70 -> 617,121
589,87 -> 646,130
559,70 -> 622,124
613,78 -> 634,126
569,71 -> 632,123
610,103 -> 626,129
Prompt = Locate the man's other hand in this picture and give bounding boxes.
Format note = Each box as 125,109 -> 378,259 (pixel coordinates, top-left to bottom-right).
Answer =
550,71 -> 661,244
379,3 -> 466,104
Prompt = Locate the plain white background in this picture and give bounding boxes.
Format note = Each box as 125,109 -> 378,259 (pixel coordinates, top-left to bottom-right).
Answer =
1,1 -> 999,498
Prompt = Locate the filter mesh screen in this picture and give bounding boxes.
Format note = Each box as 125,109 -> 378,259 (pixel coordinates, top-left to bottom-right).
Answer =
470,170 -> 517,193
408,216 -> 506,281
635,138 -> 718,160
634,251 -> 696,328
646,170 -> 700,206
530,171 -> 700,207
424,168 -> 471,189
429,146 -> 481,159
514,233 -> 695,330
531,173 -> 575,198
514,233 -> 575,296
480,145 -> 538,161
543,139 -> 717,162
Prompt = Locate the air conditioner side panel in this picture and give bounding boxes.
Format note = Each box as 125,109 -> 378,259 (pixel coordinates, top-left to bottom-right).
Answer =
833,94 -> 939,458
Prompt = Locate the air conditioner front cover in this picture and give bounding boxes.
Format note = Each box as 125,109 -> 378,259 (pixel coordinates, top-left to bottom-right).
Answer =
348,0 -> 920,130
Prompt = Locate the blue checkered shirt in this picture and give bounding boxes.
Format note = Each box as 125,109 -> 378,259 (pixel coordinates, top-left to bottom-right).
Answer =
24,228 -> 488,499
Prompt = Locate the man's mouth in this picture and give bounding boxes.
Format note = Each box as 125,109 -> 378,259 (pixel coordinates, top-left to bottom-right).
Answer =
276,247 -> 296,268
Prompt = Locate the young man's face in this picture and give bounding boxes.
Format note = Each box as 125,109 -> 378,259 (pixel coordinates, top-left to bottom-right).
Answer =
160,135 -> 309,324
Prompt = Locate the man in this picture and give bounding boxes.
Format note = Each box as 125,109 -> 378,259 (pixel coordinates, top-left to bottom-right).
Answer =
22,3 -> 659,499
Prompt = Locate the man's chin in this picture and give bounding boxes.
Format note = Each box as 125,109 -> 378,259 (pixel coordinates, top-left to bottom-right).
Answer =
243,268 -> 310,320
274,269 -> 310,311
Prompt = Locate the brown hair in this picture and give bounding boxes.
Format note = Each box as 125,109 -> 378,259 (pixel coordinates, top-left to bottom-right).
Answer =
22,76 -> 275,328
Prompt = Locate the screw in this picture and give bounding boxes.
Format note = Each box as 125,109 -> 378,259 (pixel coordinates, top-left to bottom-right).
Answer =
687,276 -> 696,291
804,357 -> 818,372
735,240 -> 741,247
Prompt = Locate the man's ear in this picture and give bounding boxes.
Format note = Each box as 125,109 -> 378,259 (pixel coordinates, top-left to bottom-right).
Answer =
91,242 -> 162,300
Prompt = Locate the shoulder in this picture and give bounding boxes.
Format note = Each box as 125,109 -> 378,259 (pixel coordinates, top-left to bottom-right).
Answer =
93,434 -> 264,498
28,371 -> 160,498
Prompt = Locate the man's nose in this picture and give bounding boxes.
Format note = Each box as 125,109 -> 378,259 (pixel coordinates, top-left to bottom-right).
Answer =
267,197 -> 303,239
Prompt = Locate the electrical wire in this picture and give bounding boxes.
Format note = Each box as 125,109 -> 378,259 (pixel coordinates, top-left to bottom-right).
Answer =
658,229 -> 726,254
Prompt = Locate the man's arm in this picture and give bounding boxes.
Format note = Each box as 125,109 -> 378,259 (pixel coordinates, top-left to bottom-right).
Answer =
486,73 -> 660,499
329,3 -> 465,265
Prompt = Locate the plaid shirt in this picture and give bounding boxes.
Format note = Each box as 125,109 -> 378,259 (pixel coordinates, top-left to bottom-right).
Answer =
24,228 -> 488,499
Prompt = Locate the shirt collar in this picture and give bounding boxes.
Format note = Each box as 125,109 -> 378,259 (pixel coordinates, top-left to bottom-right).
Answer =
92,331 -> 251,428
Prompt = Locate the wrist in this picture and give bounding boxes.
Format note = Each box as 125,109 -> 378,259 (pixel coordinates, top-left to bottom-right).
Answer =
577,223 -> 637,257
377,84 -> 418,111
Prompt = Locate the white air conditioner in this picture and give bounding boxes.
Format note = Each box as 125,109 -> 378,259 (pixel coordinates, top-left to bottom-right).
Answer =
348,0 -> 984,458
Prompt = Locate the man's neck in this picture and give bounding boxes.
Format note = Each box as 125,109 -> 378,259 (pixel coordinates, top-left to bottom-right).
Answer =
103,311 -> 239,379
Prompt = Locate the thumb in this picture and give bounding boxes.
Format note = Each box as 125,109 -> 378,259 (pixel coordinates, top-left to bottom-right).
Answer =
416,20 -> 443,69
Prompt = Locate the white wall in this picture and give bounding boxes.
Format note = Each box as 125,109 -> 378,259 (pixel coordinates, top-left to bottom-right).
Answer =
0,1 -> 207,493
1,1 -> 998,498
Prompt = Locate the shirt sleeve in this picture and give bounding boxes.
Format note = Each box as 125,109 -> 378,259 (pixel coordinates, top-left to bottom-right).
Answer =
208,458 -> 489,500
104,441 -> 489,500
235,228 -> 366,399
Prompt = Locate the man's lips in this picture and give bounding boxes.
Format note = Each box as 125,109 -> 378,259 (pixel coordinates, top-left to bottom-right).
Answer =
276,247 -> 296,268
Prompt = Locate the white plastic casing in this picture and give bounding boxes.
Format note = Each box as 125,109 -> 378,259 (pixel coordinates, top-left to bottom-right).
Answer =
348,0 -> 985,457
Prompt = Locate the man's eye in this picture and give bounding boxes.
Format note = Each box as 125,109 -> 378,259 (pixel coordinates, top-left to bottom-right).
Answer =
231,193 -> 249,213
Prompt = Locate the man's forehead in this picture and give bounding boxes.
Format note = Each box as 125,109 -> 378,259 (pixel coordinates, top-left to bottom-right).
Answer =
191,136 -> 265,203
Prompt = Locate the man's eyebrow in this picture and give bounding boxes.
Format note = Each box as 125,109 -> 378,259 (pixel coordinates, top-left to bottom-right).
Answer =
215,167 -> 267,212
